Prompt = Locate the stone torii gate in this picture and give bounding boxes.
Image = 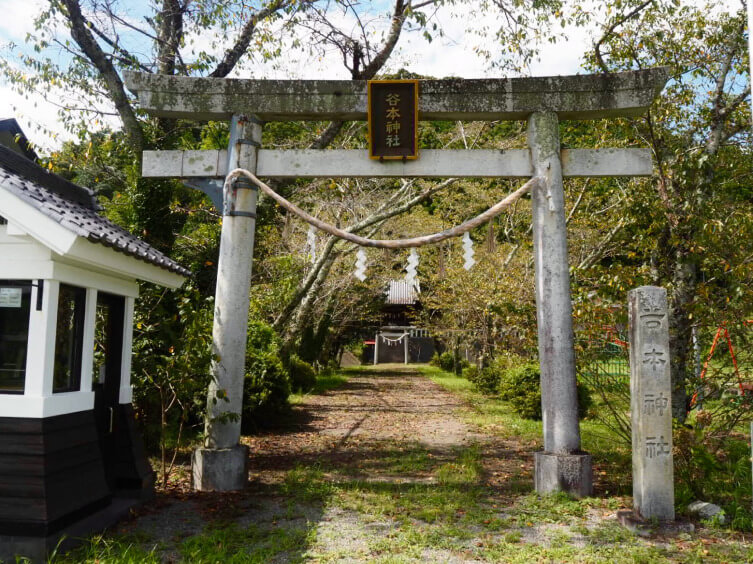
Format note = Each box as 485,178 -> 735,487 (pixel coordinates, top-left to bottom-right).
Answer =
124,68 -> 668,496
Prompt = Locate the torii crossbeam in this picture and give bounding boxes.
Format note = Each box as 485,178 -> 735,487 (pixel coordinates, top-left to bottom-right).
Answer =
125,68 -> 668,496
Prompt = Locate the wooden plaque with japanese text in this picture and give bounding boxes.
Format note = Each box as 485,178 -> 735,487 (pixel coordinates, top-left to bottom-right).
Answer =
368,80 -> 419,160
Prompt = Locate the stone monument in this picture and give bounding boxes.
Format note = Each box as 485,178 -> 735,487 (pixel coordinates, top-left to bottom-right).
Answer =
628,286 -> 674,520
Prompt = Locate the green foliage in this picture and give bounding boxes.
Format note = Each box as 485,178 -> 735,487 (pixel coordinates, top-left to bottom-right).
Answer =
287,354 -> 317,392
578,1 -> 753,422
465,364 -> 502,396
438,351 -> 455,372
674,423 -> 753,532
242,351 -> 290,433
498,363 -> 593,421
499,364 -> 543,420
461,364 -> 478,381
49,533 -> 160,563
241,321 -> 291,432
130,286 -> 214,484
247,319 -> 279,352
577,380 -> 594,420
431,351 -> 468,373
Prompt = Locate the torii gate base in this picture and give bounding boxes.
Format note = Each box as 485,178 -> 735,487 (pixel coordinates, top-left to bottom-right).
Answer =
529,111 -> 592,496
126,68 -> 668,497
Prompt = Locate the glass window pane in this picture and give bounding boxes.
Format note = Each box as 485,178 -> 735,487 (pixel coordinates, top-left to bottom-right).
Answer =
0,280 -> 31,393
53,284 -> 86,393
93,296 -> 111,385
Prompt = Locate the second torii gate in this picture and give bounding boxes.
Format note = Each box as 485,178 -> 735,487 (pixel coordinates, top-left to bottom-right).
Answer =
124,68 -> 668,497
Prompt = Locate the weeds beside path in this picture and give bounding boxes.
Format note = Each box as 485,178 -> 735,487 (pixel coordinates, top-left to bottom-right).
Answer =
55,365 -> 752,563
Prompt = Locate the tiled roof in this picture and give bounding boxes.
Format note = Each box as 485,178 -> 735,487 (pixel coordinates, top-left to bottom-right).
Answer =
0,145 -> 189,277
386,280 -> 419,305
0,118 -> 38,161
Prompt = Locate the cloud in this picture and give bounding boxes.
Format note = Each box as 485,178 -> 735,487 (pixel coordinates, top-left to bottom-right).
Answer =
0,0 -> 740,151
0,82 -> 70,149
0,0 -> 47,43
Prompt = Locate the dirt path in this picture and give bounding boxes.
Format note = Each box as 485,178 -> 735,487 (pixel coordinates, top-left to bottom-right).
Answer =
96,365 -> 751,563
245,365 -> 487,487
112,365 -> 520,562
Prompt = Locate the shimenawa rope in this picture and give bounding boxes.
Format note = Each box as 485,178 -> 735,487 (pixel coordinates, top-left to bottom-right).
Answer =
224,169 -> 544,249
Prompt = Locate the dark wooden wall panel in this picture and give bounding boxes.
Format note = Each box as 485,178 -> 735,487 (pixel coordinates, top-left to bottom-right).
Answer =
113,404 -> 155,496
0,410 -> 110,535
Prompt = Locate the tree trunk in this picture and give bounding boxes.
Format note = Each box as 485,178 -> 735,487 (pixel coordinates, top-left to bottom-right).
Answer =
284,250 -> 339,351
668,250 -> 697,422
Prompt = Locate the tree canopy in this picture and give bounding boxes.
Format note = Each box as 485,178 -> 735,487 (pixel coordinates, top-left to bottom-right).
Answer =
1,0 -> 750,463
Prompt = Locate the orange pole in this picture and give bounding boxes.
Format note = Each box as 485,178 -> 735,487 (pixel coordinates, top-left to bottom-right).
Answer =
723,326 -> 744,394
690,325 -> 723,409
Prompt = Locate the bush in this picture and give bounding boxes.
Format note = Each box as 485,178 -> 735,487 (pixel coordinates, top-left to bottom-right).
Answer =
439,351 -> 456,372
674,420 -> 753,531
577,379 -> 593,418
466,365 -> 503,396
461,365 -> 479,381
241,321 -> 291,431
288,354 -> 317,392
242,350 -> 291,432
499,364 -> 541,419
431,351 -> 469,374
499,363 -> 592,420
247,320 -> 279,352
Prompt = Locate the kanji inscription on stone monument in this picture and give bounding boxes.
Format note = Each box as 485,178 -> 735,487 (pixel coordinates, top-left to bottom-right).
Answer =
368,80 -> 418,160
629,286 -> 675,521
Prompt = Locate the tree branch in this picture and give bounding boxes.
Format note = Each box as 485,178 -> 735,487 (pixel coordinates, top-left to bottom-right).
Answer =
308,0 -> 411,151
593,0 -> 655,73
86,20 -> 152,73
273,177 -> 457,332
358,0 -> 407,79
59,0 -> 145,152
209,0 -> 293,78
577,218 -> 625,271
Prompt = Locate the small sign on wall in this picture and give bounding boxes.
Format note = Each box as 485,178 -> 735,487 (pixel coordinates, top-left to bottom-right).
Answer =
368,80 -> 419,160
0,287 -> 22,308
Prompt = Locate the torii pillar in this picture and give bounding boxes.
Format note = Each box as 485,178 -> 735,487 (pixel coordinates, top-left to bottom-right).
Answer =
529,111 -> 591,496
124,67 -> 668,495
192,115 -> 261,491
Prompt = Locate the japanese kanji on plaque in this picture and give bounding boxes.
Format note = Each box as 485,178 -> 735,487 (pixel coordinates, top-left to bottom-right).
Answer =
367,80 -> 418,160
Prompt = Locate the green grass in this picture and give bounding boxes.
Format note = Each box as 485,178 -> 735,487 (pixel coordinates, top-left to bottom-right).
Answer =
42,364 -> 753,563
420,365 -> 542,443
49,534 -> 162,563
421,364 -> 633,493
376,445 -> 434,474
436,445 -> 482,485
289,371 -> 350,404
179,522 -> 314,563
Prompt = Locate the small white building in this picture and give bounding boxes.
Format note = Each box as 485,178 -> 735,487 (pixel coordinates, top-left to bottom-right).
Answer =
372,280 -> 434,364
0,123 -> 187,561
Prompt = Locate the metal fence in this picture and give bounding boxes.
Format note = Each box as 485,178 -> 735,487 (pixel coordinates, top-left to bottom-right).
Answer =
575,318 -> 753,408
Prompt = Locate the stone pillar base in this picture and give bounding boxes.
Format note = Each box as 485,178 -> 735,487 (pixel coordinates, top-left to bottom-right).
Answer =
617,510 -> 693,537
192,445 -> 248,491
534,451 -> 593,498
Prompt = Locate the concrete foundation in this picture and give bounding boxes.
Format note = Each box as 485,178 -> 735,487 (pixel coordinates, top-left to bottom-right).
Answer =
192,445 -> 249,491
534,452 -> 593,498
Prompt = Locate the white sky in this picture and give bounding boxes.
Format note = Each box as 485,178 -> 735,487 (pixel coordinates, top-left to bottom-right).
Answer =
0,0 -> 739,152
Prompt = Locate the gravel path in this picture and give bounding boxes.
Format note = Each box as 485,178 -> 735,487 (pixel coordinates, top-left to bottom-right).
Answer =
246,365 -> 486,483
98,365 -> 753,563
113,365 -> 500,562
